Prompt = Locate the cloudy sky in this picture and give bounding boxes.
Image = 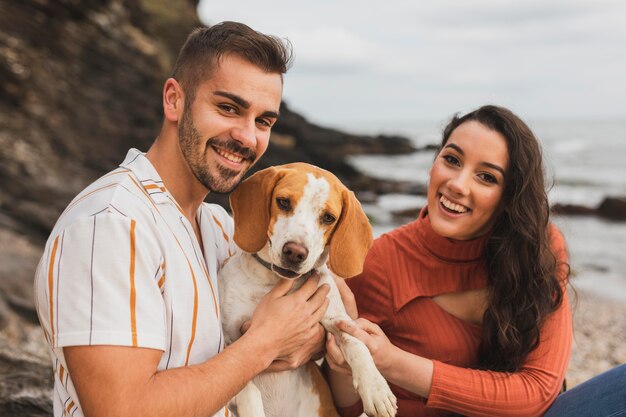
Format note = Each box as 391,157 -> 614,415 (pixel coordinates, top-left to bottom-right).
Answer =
198,0 -> 626,133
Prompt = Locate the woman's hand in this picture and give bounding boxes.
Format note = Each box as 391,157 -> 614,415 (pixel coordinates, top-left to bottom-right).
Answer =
335,318 -> 396,375
325,332 -> 353,375
328,318 -> 435,400
325,317 -> 397,377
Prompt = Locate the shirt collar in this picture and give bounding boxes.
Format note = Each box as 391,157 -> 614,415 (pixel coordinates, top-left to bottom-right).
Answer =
119,148 -> 172,206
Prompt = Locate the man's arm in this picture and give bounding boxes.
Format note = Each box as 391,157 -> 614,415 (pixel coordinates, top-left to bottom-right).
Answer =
66,275 -> 330,417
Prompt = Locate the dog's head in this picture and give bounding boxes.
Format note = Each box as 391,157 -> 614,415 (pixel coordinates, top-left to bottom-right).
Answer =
230,163 -> 373,279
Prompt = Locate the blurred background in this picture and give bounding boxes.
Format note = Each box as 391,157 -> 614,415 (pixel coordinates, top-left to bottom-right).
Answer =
1,0 -> 624,414
199,0 -> 626,300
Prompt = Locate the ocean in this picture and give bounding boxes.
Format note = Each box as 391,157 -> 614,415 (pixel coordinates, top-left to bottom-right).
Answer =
344,119 -> 626,302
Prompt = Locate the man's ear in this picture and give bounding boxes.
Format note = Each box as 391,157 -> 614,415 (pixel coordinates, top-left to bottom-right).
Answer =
163,78 -> 184,122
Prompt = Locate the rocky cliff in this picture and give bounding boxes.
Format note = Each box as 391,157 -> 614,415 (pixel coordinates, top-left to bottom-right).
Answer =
0,0 -> 416,414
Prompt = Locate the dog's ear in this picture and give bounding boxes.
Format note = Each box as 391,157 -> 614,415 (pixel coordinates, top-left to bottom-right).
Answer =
230,167 -> 283,253
328,188 -> 373,278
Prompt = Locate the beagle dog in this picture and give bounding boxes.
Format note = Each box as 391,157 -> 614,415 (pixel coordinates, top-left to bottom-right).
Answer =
218,163 -> 397,417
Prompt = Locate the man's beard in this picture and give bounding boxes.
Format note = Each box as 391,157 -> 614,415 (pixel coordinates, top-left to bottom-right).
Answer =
178,108 -> 257,194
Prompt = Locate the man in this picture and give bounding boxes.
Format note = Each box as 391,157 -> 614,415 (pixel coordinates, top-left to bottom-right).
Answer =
34,22 -> 329,417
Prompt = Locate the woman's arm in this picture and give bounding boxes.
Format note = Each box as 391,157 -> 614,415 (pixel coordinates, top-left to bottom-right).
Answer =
425,291 -> 572,417
334,289 -> 572,417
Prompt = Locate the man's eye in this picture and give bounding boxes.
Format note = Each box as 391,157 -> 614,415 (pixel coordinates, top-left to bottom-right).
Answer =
256,118 -> 272,128
276,198 -> 291,211
321,213 -> 336,225
219,104 -> 237,114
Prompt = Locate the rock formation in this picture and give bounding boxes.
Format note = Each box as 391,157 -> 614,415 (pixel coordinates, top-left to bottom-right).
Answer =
551,196 -> 626,221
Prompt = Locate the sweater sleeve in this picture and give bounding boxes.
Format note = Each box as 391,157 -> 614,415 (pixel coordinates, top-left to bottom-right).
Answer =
426,226 -> 572,417
336,241 -> 395,417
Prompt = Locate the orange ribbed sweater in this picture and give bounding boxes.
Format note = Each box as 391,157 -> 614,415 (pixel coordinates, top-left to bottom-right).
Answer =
339,211 -> 572,417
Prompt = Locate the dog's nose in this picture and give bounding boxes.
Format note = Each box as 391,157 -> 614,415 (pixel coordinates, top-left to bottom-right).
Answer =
282,242 -> 308,265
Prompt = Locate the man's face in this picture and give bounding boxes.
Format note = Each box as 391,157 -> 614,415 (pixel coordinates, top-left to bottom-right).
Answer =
179,54 -> 283,194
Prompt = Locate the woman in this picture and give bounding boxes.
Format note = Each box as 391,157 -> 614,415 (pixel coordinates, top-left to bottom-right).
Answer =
325,105 -> 625,417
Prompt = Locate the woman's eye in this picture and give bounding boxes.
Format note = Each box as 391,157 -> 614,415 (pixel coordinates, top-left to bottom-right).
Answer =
276,198 -> 291,211
479,173 -> 498,184
321,213 -> 336,225
443,154 -> 460,166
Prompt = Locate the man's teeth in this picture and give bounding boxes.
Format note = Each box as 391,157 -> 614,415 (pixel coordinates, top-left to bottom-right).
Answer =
440,195 -> 468,213
215,148 -> 244,163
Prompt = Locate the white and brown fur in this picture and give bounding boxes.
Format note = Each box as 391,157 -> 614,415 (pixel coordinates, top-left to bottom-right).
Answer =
218,163 -> 397,417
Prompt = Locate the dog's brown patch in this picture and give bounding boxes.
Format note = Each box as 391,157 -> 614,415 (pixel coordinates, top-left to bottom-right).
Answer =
306,361 -> 341,417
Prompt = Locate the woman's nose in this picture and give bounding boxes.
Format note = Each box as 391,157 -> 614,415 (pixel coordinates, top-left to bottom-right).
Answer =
447,171 -> 471,196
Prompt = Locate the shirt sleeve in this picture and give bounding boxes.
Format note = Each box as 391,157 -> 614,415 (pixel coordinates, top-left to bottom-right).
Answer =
49,213 -> 167,350
426,225 -> 572,417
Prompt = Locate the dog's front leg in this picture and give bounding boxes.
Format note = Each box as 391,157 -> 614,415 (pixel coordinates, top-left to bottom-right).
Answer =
233,381 -> 266,417
319,271 -> 397,417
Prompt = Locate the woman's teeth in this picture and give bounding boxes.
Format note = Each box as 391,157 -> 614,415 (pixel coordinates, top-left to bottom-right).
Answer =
215,148 -> 244,163
440,195 -> 468,213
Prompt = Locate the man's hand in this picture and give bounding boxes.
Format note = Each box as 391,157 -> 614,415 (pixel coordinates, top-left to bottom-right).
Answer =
243,273 -> 330,368
240,320 -> 325,371
266,322 -> 325,371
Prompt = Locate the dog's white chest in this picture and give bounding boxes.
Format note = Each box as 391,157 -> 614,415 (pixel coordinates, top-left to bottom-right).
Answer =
218,255 -> 274,344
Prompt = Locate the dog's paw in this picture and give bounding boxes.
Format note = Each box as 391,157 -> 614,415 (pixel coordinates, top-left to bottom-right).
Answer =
353,367 -> 397,417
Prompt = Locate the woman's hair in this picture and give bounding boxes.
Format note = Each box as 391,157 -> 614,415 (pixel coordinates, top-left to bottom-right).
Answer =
439,105 -> 566,371
171,21 -> 293,105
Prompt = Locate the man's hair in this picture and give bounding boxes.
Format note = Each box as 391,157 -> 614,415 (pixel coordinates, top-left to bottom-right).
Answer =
171,21 -> 293,104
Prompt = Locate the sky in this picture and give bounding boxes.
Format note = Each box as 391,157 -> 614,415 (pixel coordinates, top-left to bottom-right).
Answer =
198,0 -> 626,133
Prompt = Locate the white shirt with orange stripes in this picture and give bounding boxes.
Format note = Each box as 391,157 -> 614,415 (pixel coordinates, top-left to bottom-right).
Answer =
34,148 -> 237,417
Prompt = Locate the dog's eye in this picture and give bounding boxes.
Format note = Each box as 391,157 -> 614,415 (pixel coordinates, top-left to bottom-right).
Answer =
276,198 -> 291,211
321,213 -> 336,225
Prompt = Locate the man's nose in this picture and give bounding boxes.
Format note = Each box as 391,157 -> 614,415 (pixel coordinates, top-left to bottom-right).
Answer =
231,118 -> 257,149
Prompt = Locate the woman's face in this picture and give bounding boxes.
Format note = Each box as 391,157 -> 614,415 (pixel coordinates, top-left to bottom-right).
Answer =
427,120 -> 509,240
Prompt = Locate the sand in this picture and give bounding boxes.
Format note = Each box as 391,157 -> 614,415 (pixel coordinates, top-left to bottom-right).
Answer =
567,288 -> 626,387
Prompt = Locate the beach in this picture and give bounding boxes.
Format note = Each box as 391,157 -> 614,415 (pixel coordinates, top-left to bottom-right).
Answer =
567,289 -> 626,387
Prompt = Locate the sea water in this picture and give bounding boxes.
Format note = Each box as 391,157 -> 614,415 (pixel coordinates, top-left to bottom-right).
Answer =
346,119 -> 626,302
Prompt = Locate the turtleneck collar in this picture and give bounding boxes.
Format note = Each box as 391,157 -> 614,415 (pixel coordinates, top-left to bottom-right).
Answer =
414,207 -> 489,263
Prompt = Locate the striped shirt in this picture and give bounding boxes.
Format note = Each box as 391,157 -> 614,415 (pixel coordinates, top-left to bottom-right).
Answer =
34,148 -> 237,417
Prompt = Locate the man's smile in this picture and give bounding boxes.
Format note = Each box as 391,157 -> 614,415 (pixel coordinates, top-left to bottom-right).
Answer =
213,146 -> 245,164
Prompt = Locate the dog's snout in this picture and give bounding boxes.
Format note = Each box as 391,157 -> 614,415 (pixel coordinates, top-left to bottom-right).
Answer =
282,241 -> 308,265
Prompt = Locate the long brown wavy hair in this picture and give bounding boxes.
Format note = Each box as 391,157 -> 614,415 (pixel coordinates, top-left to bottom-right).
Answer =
439,105 -> 567,371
